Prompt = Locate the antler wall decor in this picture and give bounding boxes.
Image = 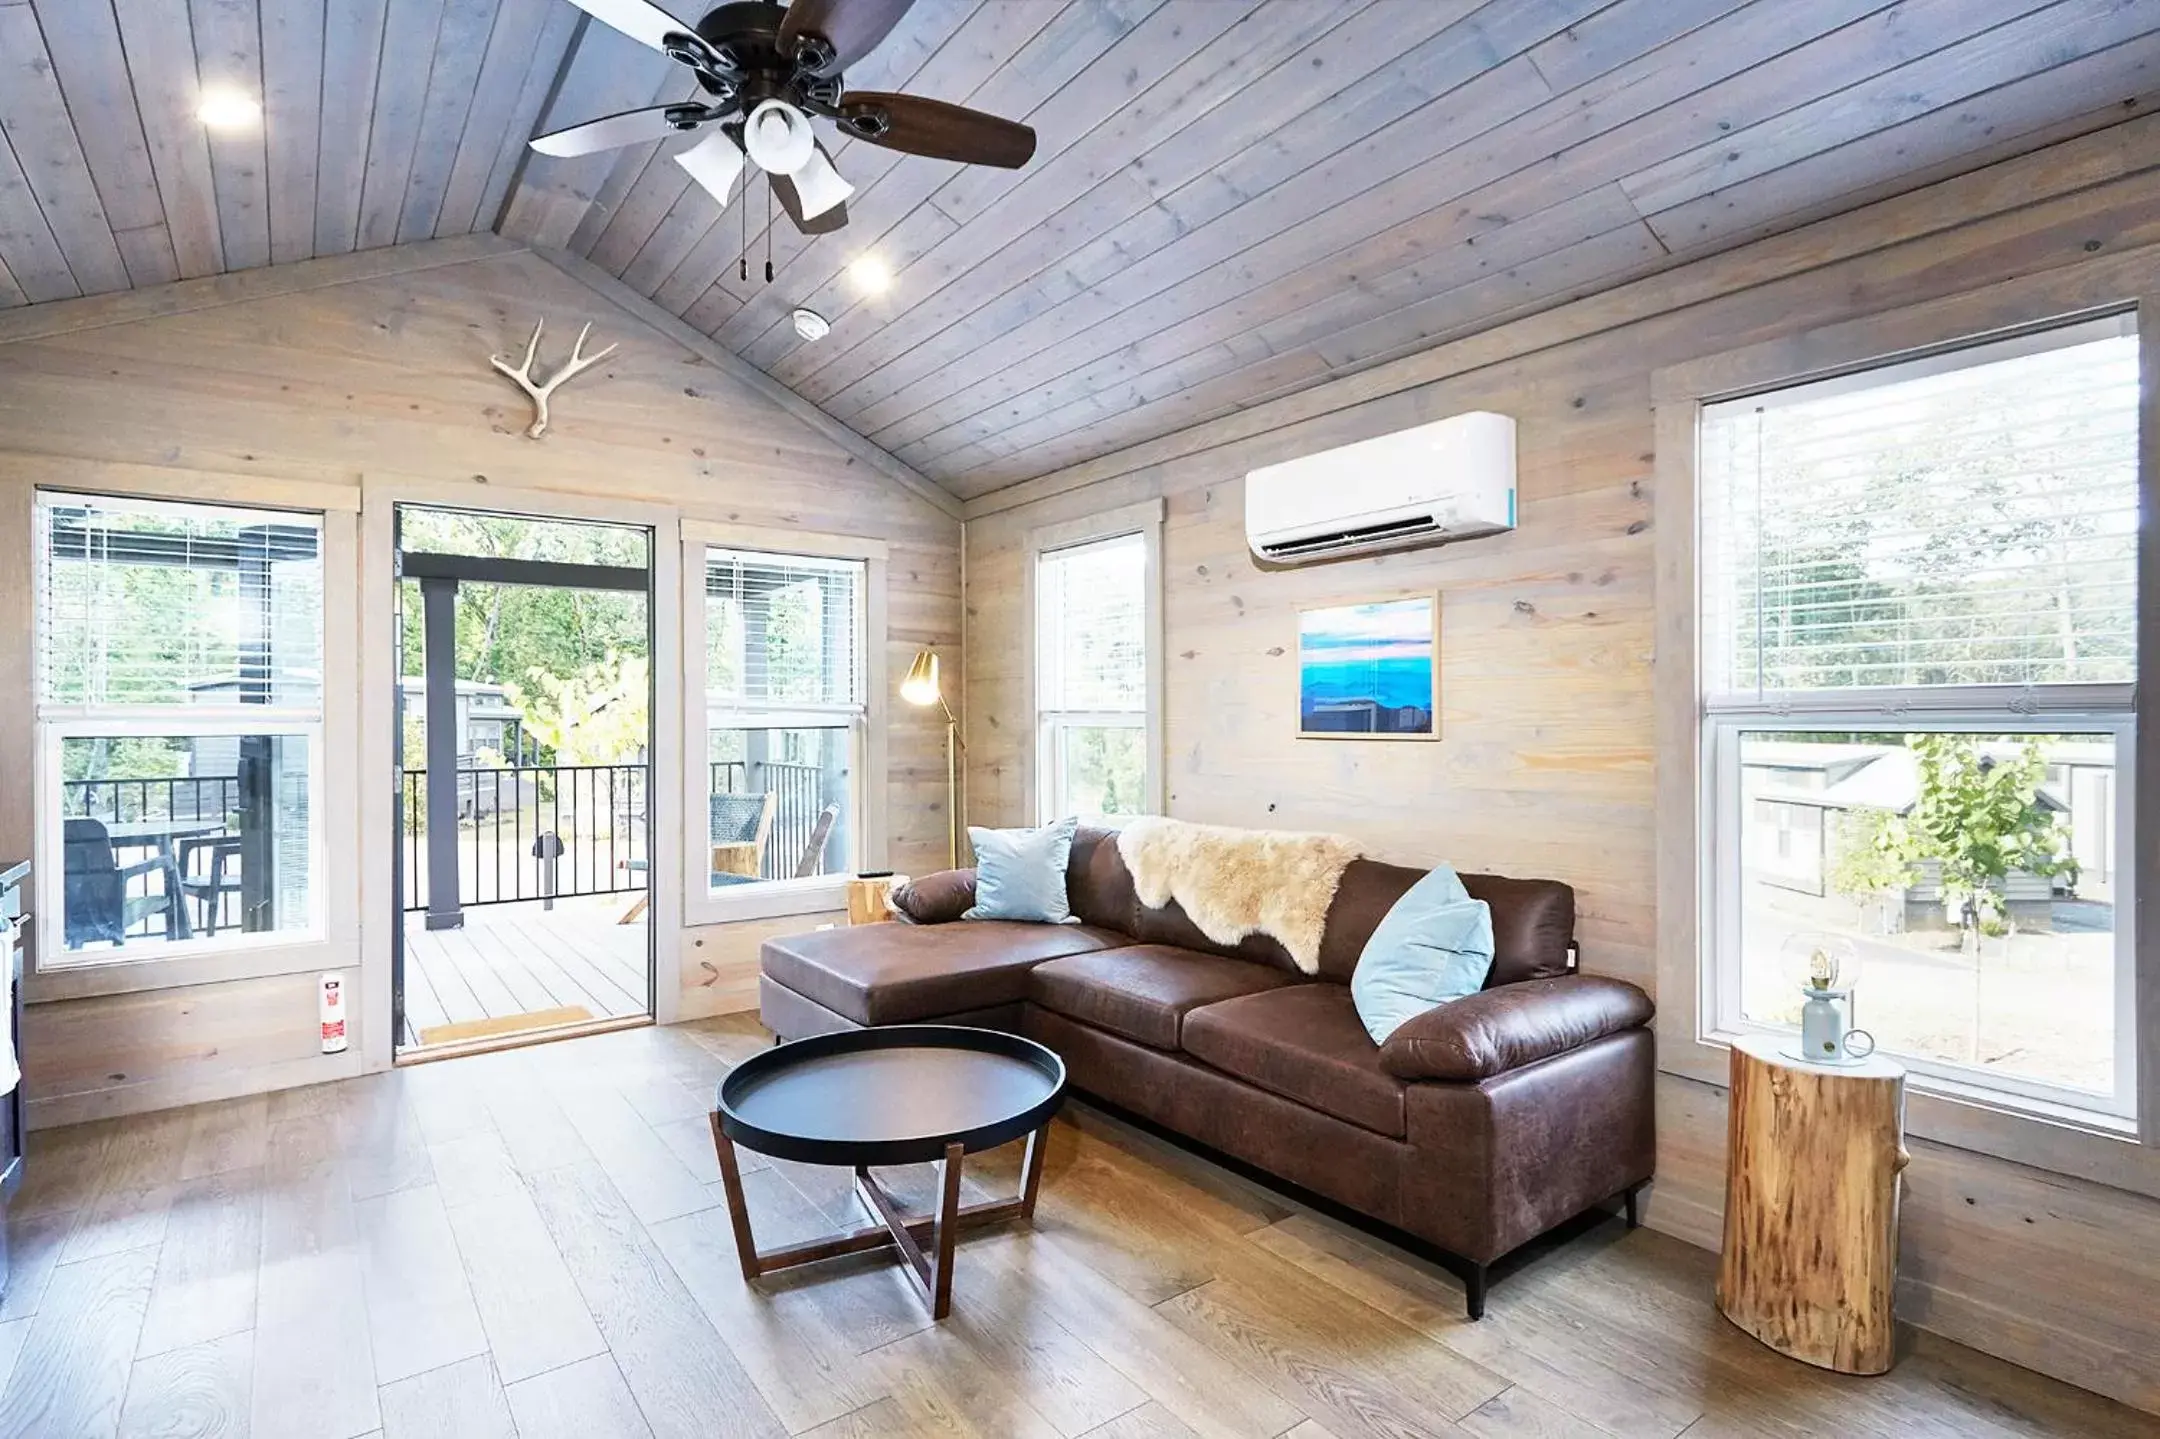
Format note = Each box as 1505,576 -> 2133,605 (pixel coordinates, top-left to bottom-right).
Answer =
490,320 -> 618,438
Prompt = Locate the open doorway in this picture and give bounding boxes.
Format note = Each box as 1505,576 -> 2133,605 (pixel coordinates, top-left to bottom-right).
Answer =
392,506 -> 654,1057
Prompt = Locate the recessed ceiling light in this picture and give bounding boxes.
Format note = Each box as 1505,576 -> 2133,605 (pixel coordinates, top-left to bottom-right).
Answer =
792,307 -> 830,341
197,88 -> 261,131
847,255 -> 891,296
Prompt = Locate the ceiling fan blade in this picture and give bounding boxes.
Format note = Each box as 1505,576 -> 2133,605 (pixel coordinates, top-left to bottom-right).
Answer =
788,143 -> 853,220
777,0 -> 918,77
675,129 -> 746,205
561,0 -> 696,52
530,104 -> 687,157
837,92 -> 1035,169
770,171 -> 850,235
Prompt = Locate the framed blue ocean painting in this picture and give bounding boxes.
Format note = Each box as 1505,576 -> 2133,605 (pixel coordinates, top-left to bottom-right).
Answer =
1296,595 -> 1438,739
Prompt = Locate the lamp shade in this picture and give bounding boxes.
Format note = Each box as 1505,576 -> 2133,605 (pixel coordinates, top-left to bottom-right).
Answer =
789,143 -> 854,219
674,129 -> 745,203
743,99 -> 816,175
901,649 -> 940,706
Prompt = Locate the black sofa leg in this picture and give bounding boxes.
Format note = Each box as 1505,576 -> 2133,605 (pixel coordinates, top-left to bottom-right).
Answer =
1464,1263 -> 1488,1321
1624,1184 -> 1642,1230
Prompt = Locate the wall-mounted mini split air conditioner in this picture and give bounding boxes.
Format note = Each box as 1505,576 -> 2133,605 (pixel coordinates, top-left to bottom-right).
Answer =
1244,410 -> 1517,564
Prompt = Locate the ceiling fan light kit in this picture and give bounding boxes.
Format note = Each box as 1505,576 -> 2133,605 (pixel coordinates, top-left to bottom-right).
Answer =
531,0 -> 1039,262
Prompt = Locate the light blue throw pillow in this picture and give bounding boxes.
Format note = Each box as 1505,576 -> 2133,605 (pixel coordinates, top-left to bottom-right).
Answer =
963,818 -> 1080,923
1351,864 -> 1496,1045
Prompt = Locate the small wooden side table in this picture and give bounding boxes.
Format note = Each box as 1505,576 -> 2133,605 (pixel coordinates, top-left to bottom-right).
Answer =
846,873 -> 898,926
1716,1034 -> 1908,1375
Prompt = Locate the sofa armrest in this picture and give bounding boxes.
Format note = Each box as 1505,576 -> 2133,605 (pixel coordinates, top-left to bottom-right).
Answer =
890,868 -> 977,924
1379,976 -> 1653,1082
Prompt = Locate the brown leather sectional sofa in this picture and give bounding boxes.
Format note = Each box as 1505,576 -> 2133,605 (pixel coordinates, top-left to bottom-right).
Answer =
758,827 -> 1655,1316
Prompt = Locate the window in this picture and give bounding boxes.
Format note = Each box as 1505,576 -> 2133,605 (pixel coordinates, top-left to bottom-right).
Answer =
1037,531 -> 1151,822
701,547 -> 865,896
1699,314 -> 2139,1120
35,493 -> 326,963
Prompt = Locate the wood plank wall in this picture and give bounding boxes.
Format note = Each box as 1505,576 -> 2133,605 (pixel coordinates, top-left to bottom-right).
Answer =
960,116 -> 2160,1414
0,239 -> 962,1125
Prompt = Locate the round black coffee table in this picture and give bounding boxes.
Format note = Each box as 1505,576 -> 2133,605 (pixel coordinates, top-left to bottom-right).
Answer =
709,1025 -> 1067,1319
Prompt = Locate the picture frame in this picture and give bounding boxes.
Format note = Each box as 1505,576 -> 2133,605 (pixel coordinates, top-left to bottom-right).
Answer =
1295,594 -> 1439,740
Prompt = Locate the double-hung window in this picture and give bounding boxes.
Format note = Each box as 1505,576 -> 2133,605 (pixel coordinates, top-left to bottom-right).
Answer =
34,493 -> 327,965
1037,530 -> 1152,822
700,546 -> 866,897
1698,314 -> 2139,1122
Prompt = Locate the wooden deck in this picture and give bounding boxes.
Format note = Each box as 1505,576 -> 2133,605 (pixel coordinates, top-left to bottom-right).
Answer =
400,895 -> 649,1050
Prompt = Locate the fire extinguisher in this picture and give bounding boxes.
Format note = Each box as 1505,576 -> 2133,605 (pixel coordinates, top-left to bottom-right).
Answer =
320,973 -> 348,1054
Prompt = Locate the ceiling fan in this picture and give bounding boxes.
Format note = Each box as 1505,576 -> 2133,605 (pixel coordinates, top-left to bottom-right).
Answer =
528,0 -> 1038,240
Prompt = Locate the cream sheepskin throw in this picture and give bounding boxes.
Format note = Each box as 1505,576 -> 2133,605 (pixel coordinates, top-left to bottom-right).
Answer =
1116,817 -> 1362,974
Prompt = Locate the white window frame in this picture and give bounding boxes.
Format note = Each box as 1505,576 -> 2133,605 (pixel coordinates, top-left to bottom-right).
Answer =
26,485 -> 360,994
1655,280 -> 2160,1199
681,522 -> 888,925
1027,499 -> 1165,824
1703,692 -> 2138,1125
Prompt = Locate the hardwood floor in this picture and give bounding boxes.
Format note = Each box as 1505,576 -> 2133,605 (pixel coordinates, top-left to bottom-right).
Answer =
0,1014 -> 2151,1439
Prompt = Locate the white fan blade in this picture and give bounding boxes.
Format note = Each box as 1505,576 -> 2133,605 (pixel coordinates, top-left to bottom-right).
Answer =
531,105 -> 683,157
788,143 -> 853,220
563,0 -> 693,51
676,130 -> 746,205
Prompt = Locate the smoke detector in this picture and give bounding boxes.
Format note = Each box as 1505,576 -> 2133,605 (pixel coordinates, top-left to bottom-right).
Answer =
792,308 -> 831,341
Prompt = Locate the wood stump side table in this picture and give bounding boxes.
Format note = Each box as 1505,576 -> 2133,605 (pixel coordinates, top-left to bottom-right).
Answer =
1716,1034 -> 1908,1375
846,874 -> 898,925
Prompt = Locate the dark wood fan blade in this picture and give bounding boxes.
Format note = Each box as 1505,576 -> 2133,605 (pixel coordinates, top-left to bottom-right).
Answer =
778,0 -> 918,77
837,92 -> 1035,168
771,173 -> 850,235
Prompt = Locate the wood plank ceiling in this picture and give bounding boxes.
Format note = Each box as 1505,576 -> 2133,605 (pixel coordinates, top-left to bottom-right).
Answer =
3,1 -> 2156,501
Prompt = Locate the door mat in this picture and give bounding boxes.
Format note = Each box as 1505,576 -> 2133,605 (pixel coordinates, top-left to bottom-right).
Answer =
418,1005 -> 594,1047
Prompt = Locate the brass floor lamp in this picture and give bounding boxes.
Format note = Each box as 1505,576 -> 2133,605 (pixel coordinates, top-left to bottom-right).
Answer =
901,649 -> 966,868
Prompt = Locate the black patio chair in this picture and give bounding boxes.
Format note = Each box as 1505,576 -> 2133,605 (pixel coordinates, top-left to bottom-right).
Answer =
63,818 -> 178,948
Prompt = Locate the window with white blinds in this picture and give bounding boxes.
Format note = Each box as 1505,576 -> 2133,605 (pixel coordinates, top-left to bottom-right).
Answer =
1695,313 -> 2141,1123
700,545 -> 867,894
36,493 -> 325,708
1700,314 -> 2139,699
1038,533 -> 1147,714
1037,531 -> 1149,821
705,548 -> 864,712
34,492 -> 327,965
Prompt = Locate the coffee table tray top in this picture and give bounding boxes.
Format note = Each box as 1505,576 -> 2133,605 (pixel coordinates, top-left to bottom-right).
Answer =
710,1025 -> 1069,1320
717,1024 -> 1067,1167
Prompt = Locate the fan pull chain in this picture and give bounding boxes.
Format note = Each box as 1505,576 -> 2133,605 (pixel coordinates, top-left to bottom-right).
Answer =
765,179 -> 775,283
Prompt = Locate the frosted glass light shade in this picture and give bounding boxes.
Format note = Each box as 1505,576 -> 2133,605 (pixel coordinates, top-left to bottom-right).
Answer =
674,130 -> 745,203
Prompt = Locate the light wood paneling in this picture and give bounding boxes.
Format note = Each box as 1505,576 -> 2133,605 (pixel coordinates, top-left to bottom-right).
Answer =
500,0 -> 2160,498
10,1 -> 2152,504
959,122 -> 2160,1413
0,239 -> 962,1123
0,0 -> 580,290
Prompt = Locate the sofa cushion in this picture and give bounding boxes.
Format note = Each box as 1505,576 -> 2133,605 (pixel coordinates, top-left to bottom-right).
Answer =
1182,985 -> 1407,1139
1067,826 -> 1140,932
1380,975 -> 1654,1081
966,818 -> 1080,922
1027,945 -> 1298,1051
1315,859 -> 1575,987
761,921 -> 1129,1026
891,868 -> 977,924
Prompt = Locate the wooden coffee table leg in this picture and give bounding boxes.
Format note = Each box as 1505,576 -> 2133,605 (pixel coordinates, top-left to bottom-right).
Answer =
1018,1124 -> 1049,1219
709,1112 -> 762,1282
931,1141 -> 964,1320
